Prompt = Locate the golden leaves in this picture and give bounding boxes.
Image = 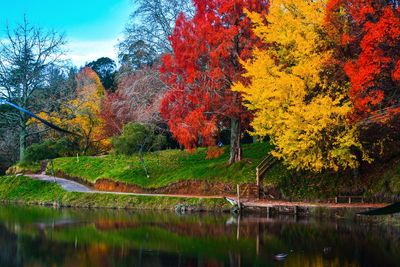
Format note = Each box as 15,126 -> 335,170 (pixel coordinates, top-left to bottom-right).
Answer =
234,0 -> 369,172
31,68 -> 110,154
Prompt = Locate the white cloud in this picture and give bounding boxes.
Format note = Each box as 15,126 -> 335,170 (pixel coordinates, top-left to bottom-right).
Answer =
64,39 -> 120,67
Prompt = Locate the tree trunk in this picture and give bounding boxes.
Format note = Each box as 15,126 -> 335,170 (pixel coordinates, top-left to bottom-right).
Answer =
229,117 -> 242,164
19,126 -> 26,161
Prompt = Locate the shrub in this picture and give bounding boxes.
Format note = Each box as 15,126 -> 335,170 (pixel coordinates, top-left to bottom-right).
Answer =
112,123 -> 166,156
23,138 -> 79,163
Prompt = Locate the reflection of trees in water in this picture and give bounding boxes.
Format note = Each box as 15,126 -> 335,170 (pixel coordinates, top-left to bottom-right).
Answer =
0,224 -> 18,266
0,206 -> 400,267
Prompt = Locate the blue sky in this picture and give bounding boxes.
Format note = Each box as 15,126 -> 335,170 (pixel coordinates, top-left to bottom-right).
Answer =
0,0 -> 132,66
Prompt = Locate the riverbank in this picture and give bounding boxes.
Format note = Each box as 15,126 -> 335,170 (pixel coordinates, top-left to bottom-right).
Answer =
0,175 -> 391,219
10,142 -> 400,202
9,143 -> 270,196
0,176 -> 230,211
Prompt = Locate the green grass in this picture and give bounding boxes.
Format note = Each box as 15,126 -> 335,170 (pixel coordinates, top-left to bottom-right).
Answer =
10,140 -> 400,201
50,142 -> 272,188
0,176 -> 229,210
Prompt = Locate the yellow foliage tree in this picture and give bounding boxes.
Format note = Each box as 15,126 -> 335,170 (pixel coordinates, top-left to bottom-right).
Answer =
233,0 -> 370,172
37,67 -> 110,154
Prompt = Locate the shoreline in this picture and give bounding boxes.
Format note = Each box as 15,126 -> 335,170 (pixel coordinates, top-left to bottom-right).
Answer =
0,199 -> 398,226
0,175 -> 391,217
26,173 -> 389,215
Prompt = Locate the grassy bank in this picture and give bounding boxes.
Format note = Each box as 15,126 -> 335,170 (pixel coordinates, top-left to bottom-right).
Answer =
0,176 -> 230,211
9,141 -> 400,201
49,142 -> 271,188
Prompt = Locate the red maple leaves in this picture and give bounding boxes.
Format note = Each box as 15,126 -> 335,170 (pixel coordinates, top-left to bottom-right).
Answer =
327,0 -> 400,120
159,0 -> 268,160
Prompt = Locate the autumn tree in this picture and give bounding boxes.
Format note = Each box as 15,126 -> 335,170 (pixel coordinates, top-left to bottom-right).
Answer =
234,0 -> 370,171
326,0 -> 400,120
324,0 -> 400,159
101,67 -> 166,137
0,17 -> 66,160
100,93 -> 122,137
160,0 -> 268,164
37,67 -> 109,155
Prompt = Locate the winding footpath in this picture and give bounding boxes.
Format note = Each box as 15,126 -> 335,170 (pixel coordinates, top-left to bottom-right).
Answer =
28,174 -> 93,193
26,173 -> 387,210
27,173 -> 222,199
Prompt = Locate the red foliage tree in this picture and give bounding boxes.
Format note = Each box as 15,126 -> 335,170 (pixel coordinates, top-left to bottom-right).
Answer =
100,92 -> 123,137
326,0 -> 400,121
160,0 -> 268,163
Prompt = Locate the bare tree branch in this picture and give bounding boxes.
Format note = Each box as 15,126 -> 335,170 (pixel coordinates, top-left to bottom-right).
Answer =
0,17 -> 67,160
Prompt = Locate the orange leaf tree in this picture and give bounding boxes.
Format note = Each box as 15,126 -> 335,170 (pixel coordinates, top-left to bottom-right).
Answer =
326,0 -> 400,159
36,67 -> 109,155
326,0 -> 400,120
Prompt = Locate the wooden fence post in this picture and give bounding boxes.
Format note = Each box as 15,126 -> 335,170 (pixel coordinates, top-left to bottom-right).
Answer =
237,184 -> 241,210
256,167 -> 260,187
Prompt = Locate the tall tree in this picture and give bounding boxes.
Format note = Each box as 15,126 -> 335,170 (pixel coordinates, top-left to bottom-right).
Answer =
86,57 -> 116,91
118,0 -> 194,69
0,64 -> 75,168
160,0 -> 268,164
0,17 -> 66,160
234,0 -> 369,171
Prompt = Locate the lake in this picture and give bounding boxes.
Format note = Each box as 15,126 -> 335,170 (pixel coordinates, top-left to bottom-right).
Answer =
0,204 -> 398,267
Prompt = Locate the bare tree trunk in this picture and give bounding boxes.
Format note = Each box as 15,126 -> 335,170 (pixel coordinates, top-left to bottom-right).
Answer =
229,117 -> 242,164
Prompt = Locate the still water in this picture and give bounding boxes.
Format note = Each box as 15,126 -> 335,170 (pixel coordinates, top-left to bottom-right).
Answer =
0,205 -> 398,267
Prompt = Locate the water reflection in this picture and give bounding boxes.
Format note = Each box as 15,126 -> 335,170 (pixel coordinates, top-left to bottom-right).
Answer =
0,205 -> 398,266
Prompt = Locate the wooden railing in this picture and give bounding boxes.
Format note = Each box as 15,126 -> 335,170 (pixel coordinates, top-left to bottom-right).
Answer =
335,195 -> 364,204
256,153 -> 277,187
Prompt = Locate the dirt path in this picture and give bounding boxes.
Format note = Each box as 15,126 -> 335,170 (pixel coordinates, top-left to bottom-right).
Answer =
29,174 -> 93,193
